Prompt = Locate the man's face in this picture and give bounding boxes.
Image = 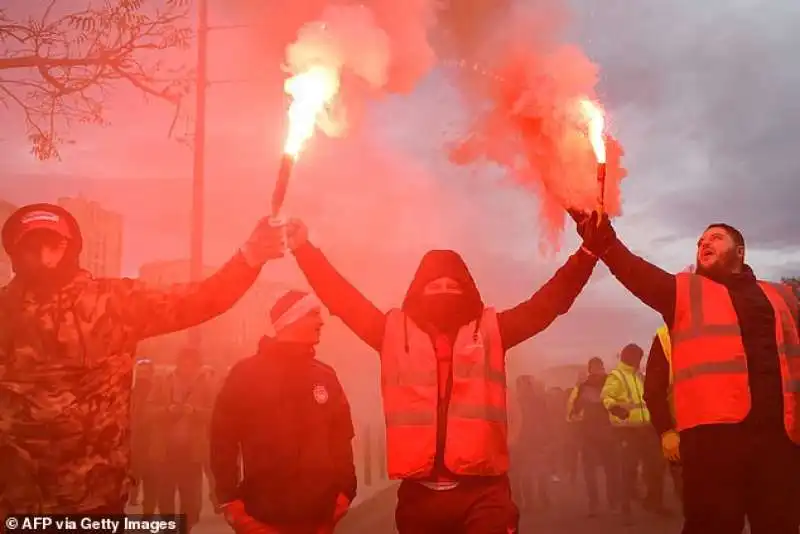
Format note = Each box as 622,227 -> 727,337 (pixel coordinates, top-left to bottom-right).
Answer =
696,227 -> 743,275
621,345 -> 644,370
12,230 -> 69,276
279,309 -> 324,346
423,276 -> 463,296
588,360 -> 605,376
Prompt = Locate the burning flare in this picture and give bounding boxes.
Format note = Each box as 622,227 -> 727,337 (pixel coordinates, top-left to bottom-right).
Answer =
581,100 -> 606,163
579,99 -> 606,164
283,65 -> 341,158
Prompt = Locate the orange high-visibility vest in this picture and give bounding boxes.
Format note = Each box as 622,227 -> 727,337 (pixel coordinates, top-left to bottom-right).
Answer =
380,307 -> 509,479
671,273 -> 800,442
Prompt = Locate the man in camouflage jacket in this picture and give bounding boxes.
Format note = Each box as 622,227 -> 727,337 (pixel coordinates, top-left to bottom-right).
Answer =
0,203 -> 285,517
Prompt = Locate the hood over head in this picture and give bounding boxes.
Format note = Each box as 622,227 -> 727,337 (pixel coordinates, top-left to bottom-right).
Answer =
401,249 -> 484,333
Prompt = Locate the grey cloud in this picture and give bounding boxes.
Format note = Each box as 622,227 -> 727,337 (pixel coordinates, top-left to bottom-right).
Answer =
571,0 -> 800,251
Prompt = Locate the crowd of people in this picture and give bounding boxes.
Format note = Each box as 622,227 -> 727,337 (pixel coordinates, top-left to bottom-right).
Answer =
128,352 -> 219,530
508,348 -> 679,526
1,201 -> 798,534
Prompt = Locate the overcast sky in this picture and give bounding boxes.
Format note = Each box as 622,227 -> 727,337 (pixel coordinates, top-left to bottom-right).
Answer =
1,0 -> 799,370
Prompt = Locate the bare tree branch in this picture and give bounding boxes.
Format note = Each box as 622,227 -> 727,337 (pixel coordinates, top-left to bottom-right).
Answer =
0,0 -> 193,160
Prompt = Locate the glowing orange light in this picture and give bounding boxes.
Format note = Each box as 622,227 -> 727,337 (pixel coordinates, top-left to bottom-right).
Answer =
579,99 -> 606,164
282,66 -> 340,159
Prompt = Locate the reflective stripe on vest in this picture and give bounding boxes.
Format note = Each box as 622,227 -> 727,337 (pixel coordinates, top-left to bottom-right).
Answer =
671,273 -> 800,442
608,368 -> 649,426
380,307 -> 509,478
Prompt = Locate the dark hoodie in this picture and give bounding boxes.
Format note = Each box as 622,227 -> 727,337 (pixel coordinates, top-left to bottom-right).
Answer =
209,338 -> 357,525
402,250 -> 484,334
600,241 -> 797,436
573,373 -> 612,434
293,241 -> 597,477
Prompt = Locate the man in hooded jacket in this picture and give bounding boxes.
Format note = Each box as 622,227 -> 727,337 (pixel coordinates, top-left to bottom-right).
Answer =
210,289 -> 356,534
283,218 -> 597,533
0,203 -> 285,519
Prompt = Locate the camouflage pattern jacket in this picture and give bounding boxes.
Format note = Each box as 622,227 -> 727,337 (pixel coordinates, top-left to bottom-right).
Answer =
0,253 -> 260,514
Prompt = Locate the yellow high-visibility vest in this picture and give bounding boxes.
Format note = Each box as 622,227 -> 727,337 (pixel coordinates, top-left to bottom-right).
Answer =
656,325 -> 672,382
656,325 -> 675,417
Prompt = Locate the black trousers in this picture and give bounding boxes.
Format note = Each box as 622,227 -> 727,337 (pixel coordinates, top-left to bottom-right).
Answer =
131,461 -> 161,515
682,424 -> 800,534
395,476 -> 519,534
615,426 -> 664,508
582,431 -> 620,508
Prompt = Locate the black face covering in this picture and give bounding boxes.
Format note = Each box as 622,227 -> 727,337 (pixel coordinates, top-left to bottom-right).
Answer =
402,249 -> 485,334
420,293 -> 471,332
11,238 -> 80,294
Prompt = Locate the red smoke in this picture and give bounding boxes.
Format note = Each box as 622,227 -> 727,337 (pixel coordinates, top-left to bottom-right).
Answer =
277,0 -> 625,252
246,0 -> 625,252
439,2 -> 627,251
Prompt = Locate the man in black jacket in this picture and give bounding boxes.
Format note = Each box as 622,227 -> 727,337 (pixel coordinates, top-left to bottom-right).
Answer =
571,211 -> 800,534
570,357 -> 620,517
210,290 -> 357,534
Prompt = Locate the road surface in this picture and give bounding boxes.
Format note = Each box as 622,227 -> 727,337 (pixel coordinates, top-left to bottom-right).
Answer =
131,476 -> 683,533
335,480 -> 683,534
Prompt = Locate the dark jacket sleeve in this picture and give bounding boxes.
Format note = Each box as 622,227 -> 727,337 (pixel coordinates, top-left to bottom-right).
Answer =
293,243 -> 385,351
328,373 -> 357,502
120,252 -> 261,340
644,334 -> 674,436
498,249 -> 598,350
602,240 -> 677,324
209,364 -> 244,505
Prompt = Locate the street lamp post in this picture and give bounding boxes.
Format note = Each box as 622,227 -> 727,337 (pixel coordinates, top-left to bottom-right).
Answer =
186,3 -> 269,349
188,0 -> 208,348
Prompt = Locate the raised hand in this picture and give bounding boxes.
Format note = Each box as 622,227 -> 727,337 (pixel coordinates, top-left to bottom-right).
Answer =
285,218 -> 309,252
568,209 -> 617,258
240,217 -> 286,267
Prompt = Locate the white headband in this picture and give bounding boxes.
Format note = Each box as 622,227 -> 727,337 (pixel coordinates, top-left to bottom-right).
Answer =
272,294 -> 322,332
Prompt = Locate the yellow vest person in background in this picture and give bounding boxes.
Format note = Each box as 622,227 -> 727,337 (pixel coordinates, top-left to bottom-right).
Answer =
655,325 -> 680,463
602,347 -> 650,427
602,344 -> 668,517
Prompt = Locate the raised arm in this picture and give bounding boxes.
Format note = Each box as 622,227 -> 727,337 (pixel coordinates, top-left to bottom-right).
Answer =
571,211 -> 677,323
498,249 -> 597,350
287,220 -> 385,351
118,218 -> 285,340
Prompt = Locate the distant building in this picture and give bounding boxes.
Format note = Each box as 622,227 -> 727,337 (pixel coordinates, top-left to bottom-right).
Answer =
0,199 -> 17,285
136,259 -> 282,367
58,196 -> 123,278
